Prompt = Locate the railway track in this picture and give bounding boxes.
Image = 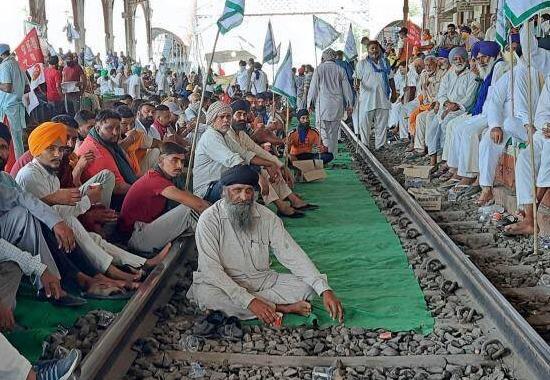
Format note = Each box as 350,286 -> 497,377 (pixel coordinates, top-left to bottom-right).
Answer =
65,122 -> 550,379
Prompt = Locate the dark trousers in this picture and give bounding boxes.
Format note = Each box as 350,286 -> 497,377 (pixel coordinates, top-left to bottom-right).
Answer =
295,152 -> 334,165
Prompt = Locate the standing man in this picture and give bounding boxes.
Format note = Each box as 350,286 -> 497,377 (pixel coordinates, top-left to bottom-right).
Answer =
307,48 -> 353,155
61,53 -> 86,116
0,43 -> 28,158
353,41 -> 392,150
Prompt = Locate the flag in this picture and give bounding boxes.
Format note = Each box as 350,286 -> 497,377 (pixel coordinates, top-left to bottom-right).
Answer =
266,43 -> 281,65
263,20 -> 277,63
344,24 -> 358,61
14,28 -> 44,71
495,0 -> 508,48
313,15 -> 340,50
217,0 -> 245,35
272,44 -> 297,108
504,0 -> 550,27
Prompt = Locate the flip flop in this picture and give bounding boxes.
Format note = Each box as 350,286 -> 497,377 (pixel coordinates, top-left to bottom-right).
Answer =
496,215 -> 520,230
193,310 -> 227,338
458,185 -> 482,199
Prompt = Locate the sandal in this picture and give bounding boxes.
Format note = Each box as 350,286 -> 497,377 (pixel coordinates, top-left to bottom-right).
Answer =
83,284 -> 131,300
496,215 -> 520,230
192,310 -> 227,338
293,203 -> 319,211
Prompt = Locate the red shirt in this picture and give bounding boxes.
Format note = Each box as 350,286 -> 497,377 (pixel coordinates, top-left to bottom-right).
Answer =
45,66 -> 62,102
118,170 -> 174,234
62,64 -> 83,83
75,135 -> 126,185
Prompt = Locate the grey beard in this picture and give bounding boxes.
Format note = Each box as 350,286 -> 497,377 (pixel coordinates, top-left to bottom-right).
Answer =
225,201 -> 254,231
478,59 -> 496,80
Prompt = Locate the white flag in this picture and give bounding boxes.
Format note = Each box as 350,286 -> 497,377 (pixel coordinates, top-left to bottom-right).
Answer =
266,43 -> 281,65
313,15 -> 341,50
263,20 -> 277,63
272,44 -> 297,108
505,0 -> 550,27
344,24 -> 358,61
495,0 -> 508,48
217,0 -> 245,35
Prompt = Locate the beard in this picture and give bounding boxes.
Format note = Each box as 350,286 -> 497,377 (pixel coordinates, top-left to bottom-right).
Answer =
232,121 -> 248,132
478,58 -> 496,79
453,63 -> 466,72
140,116 -> 154,128
225,199 -> 254,231
42,161 -> 60,175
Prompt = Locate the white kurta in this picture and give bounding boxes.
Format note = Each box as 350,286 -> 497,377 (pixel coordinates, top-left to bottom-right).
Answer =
250,70 -> 268,95
235,67 -> 249,91
187,199 -> 330,319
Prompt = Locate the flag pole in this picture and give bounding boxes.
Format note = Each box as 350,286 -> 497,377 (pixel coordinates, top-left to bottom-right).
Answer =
185,28 -> 221,191
284,99 -> 291,169
525,21 -> 538,254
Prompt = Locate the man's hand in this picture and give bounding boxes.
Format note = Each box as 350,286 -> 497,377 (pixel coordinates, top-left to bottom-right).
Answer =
0,303 -> 15,332
308,107 -> 314,114
193,199 -> 211,214
76,151 -> 95,170
86,185 -> 103,205
445,102 -> 460,112
51,188 -> 82,206
258,174 -> 270,197
53,221 -> 76,253
266,165 -> 282,182
40,270 -> 62,300
490,127 -> 504,144
322,290 -> 344,323
248,298 -> 278,325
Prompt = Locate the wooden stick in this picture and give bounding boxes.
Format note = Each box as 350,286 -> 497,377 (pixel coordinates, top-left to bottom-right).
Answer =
184,28 -> 220,191
525,21 -> 538,254
284,99 -> 291,169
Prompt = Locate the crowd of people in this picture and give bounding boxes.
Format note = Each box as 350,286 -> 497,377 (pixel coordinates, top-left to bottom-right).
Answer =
2,12 -> 550,379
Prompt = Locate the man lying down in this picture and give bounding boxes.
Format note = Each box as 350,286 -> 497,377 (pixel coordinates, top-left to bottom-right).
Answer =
187,165 -> 343,325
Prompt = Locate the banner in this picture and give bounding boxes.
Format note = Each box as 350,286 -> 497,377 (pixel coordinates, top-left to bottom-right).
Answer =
313,15 -> 341,50
14,28 -> 44,71
344,24 -> 358,61
217,0 -> 245,35
495,0 -> 508,48
272,44 -> 297,108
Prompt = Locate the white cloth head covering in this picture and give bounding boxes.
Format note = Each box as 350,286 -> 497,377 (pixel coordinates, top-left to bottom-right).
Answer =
206,101 -> 232,125
321,48 -> 337,62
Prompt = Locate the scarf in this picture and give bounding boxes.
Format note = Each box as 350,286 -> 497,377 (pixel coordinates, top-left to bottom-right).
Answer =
367,56 -> 391,98
470,59 -> 500,116
297,123 -> 310,144
89,128 -> 138,184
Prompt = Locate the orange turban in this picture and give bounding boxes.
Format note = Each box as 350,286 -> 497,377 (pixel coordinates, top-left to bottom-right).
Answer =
28,122 -> 68,157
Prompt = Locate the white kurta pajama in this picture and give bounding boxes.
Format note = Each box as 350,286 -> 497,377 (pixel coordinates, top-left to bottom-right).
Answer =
16,160 -> 147,269
307,61 -> 353,154
187,199 -> 331,319
426,68 -> 478,157
391,70 -> 419,140
413,68 -> 446,150
353,57 -> 391,150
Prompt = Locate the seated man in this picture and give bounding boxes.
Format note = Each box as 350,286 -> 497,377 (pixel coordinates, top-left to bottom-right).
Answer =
230,101 -> 318,218
288,109 -> 333,164
152,104 -> 171,140
75,109 -> 138,202
16,122 -> 165,285
133,102 -> 163,173
193,101 -> 282,203
187,167 -> 344,323
119,142 -> 210,253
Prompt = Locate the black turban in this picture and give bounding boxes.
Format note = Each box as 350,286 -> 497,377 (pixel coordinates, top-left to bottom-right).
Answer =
231,99 -> 250,114
220,165 -> 259,189
296,109 -> 309,119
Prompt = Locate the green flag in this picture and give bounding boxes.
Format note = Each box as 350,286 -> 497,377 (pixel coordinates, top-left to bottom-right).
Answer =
217,0 -> 245,35
272,44 -> 297,108
504,0 -> 550,27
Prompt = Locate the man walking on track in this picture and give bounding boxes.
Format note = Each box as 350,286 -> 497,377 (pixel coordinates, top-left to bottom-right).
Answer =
306,48 -> 353,155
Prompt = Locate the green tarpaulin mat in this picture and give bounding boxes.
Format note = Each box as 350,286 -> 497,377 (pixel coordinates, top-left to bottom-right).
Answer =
267,147 -> 434,334
6,284 -> 125,363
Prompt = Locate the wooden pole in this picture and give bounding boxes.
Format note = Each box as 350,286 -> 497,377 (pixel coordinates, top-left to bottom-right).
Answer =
184,28 -> 221,191
525,22 -> 538,254
284,100 -> 291,169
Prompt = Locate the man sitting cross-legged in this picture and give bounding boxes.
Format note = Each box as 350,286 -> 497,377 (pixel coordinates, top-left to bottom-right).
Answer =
187,166 -> 344,324
118,142 -> 210,253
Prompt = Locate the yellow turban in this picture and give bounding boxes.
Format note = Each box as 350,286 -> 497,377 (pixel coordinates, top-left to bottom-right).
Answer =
28,122 -> 68,157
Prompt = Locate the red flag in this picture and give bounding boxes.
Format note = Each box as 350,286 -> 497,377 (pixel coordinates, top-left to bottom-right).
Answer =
14,28 -> 44,71
406,21 -> 422,48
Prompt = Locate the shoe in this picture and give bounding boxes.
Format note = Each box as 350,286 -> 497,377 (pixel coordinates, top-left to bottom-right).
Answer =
35,348 -> 81,380
193,310 -> 227,337
277,210 -> 305,219
293,203 -> 320,211
37,290 -> 87,307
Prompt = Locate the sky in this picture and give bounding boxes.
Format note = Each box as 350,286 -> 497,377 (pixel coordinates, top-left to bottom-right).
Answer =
4,0 -> 420,72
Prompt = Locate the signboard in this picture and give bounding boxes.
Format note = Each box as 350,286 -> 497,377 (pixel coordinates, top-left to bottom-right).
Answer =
457,1 -> 473,12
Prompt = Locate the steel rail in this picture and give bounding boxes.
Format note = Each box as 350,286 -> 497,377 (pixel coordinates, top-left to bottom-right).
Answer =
341,122 -> 550,379
79,238 -> 195,380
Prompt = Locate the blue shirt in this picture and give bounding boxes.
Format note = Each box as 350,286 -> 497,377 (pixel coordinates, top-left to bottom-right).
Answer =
0,56 -> 27,109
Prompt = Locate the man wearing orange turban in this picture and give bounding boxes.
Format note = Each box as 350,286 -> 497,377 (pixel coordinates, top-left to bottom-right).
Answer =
28,122 -> 68,157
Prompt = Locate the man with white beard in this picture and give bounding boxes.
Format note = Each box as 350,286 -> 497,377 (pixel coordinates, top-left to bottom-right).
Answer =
426,47 -> 478,174
412,57 -> 449,156
307,48 -> 353,154
353,41 -> 392,150
187,167 -> 344,324
444,41 -> 507,190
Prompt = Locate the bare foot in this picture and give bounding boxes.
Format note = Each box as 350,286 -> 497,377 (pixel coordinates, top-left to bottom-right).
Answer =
277,301 -> 312,316
144,242 -> 172,268
94,274 -> 139,290
457,177 -> 475,186
105,265 -> 142,282
504,220 -> 534,236
476,188 -> 494,205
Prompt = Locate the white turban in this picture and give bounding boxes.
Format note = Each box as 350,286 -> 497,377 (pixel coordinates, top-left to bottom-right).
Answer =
206,101 -> 232,125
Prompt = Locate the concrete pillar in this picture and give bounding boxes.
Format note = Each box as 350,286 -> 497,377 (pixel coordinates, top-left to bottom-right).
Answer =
28,0 -> 47,28
103,0 -> 114,53
72,0 -> 85,54
125,1 -> 136,60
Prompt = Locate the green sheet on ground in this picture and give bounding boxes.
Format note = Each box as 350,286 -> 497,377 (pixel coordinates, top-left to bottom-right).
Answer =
270,148 -> 434,334
6,284 -> 125,362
